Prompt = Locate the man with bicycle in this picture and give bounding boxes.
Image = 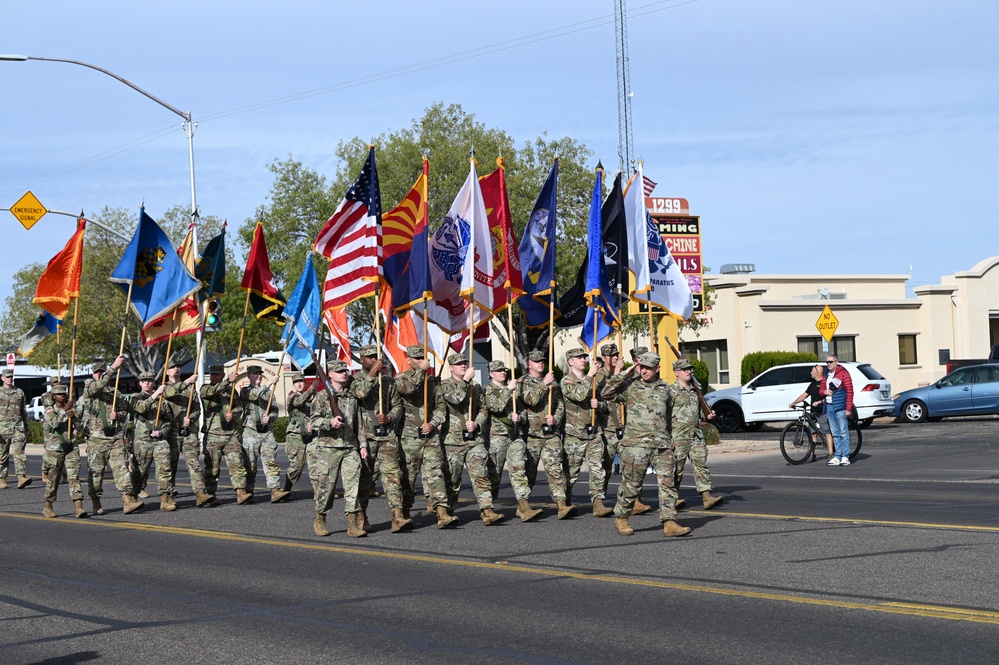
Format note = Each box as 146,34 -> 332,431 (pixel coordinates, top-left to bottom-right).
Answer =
789,364 -> 834,462
824,355 -> 855,466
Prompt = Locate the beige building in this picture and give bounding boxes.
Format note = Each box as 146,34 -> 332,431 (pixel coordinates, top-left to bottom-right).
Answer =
680,257 -> 999,393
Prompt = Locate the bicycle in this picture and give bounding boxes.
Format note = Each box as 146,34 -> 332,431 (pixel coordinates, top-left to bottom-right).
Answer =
780,404 -> 862,465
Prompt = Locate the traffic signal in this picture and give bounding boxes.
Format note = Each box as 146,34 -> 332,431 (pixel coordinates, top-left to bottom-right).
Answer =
204,298 -> 222,332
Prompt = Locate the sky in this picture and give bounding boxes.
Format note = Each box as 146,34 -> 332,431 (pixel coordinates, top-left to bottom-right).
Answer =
2,0 -> 997,311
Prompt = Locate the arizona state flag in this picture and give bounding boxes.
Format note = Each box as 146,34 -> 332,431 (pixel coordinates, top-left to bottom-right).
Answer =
33,218 -> 86,319
241,221 -> 286,325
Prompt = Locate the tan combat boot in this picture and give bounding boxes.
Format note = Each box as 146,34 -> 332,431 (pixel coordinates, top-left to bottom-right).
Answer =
43,501 -> 56,518
122,494 -> 144,514
313,512 -> 330,537
195,491 -> 212,507
516,499 -> 543,522
346,512 -> 367,538
614,516 -> 634,536
592,499 -> 613,518
663,520 -> 692,537
481,508 -> 505,525
236,489 -> 254,505
556,500 -> 577,520
390,507 -> 414,533
426,497 -> 434,513
675,498 -> 687,511
632,497 -> 653,515
359,510 -> 374,533
92,497 -> 105,515
270,488 -> 291,503
137,489 -> 149,499
0,477 -> 7,489
73,499 -> 88,518
17,475 -> 33,489
159,494 -> 177,512
701,491 -> 723,510
436,505 -> 458,529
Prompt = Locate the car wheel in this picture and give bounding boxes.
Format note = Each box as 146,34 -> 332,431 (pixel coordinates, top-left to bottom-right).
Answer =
901,399 -> 927,423
858,417 -> 874,429
742,421 -> 764,432
713,402 -> 743,433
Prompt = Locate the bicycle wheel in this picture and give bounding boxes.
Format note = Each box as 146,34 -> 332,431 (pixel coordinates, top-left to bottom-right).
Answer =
780,421 -> 814,465
848,423 -> 863,460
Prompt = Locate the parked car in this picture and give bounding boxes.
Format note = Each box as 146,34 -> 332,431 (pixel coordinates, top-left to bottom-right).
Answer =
893,364 -> 999,423
704,361 -> 895,433
27,396 -> 45,421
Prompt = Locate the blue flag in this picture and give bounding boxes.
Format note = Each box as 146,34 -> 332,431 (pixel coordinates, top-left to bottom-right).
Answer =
581,167 -> 618,350
109,208 -> 201,328
281,253 -> 322,371
518,158 -> 559,328
18,311 -> 60,357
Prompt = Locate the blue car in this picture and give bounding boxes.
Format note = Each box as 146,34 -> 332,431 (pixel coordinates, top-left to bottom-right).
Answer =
893,364 -> 999,423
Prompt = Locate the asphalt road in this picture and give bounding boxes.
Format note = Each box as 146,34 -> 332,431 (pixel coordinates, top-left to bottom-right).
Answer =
2,419 -> 998,664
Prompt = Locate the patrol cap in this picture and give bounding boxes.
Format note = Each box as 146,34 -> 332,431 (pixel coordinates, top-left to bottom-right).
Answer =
527,350 -> 546,363
91,362 -> 108,373
447,352 -> 468,366
289,371 -> 304,381
565,347 -> 587,360
246,366 -> 264,375
637,352 -> 661,368
328,360 -> 349,373
359,344 -> 378,358
672,358 -> 694,372
51,384 -> 68,395
406,345 -> 425,359
138,372 -> 157,381
168,360 -> 184,369
1,368 -> 13,377
488,360 -> 508,372
47,376 -> 61,385
208,364 -> 225,374
631,346 -> 649,359
600,343 -> 619,356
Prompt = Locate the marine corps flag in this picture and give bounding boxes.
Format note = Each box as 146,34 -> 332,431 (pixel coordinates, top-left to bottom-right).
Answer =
142,223 -> 202,345
241,221 -> 286,325
33,217 -> 86,320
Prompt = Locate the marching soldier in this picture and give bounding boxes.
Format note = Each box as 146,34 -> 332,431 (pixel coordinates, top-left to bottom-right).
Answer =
307,360 -> 366,538
670,358 -> 723,510
601,352 -> 691,537
438,353 -> 504,526
394,345 -> 454,528
131,372 -> 177,511
0,368 -> 31,490
351,344 -> 412,533
201,365 -> 252,505
165,360 -> 214,507
560,348 -> 613,518
40,384 -> 87,518
520,350 -> 575,519
283,371 -> 317,494
597,343 -> 625,485
618,346 -> 654,516
239,366 -> 290,503
483,359 -> 542,522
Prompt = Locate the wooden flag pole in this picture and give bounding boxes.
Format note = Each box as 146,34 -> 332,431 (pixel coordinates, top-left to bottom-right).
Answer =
111,281 -> 135,414
506,286 -> 517,418
55,322 -> 62,383
228,288 -> 253,412
374,285 -> 384,419
617,320 -> 626,429
467,293 -> 475,427
154,322 -> 176,427
265,344 -> 288,415
185,334 -> 204,421
547,280 -> 556,418
66,296 -> 80,437
422,300 -> 429,430
591,308 -> 599,429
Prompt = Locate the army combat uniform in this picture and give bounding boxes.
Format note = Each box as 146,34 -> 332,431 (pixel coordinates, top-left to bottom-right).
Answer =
200,370 -> 250,503
131,379 -> 177,510
164,377 -> 213,506
80,366 -> 138,512
239,370 -> 287,501
670,358 -> 723,510
40,386 -> 86,518
560,348 -> 611,515
0,369 -> 31,489
283,375 -> 317,492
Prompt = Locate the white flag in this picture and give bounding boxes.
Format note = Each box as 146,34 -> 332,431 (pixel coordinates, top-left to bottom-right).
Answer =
624,165 -> 651,298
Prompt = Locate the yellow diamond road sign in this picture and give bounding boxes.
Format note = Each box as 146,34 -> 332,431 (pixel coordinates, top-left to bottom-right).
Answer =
11,191 -> 47,230
816,304 -> 839,343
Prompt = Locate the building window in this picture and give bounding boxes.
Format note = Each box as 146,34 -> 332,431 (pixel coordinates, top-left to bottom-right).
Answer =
679,339 -> 729,384
898,334 -> 918,365
797,336 -> 857,362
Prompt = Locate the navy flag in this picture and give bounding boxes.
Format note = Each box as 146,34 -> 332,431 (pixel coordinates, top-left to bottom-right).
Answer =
518,158 -> 559,328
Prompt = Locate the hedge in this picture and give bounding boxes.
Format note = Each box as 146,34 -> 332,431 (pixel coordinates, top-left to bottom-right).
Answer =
740,351 -> 819,385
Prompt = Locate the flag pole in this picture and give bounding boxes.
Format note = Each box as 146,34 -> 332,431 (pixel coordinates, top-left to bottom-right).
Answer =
467,292 -> 475,428
506,286 -> 517,418
591,307 -> 599,430
265,344 -> 288,415
374,283 -> 384,421
66,295 -> 80,439
422,300 -> 429,430
228,287 -> 253,411
547,279 -> 556,419
185,333 -> 204,422
55,321 -> 62,383
154,322 -> 176,427
111,281 -> 135,414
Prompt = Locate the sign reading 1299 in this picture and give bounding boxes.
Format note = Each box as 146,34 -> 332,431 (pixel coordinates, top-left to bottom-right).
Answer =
645,197 -> 689,215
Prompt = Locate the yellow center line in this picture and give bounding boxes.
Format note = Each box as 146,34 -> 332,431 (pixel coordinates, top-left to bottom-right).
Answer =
4,510 -> 999,625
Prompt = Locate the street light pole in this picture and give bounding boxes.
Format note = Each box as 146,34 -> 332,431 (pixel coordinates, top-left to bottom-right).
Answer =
1,53 -> 205,386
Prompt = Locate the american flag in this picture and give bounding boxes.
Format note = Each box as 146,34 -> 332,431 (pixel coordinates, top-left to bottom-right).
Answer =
642,174 -> 658,196
314,147 -> 382,310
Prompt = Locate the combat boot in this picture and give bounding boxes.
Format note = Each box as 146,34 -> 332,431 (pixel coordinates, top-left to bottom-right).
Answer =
516,499 -> 542,522
195,491 -> 213,507
17,475 -> 33,489
632,497 -> 653,515
208,494 -> 221,507
92,497 -> 105,515
346,512 -> 367,538
313,512 -> 330,537
701,491 -> 723,510
614,516 -> 634,536
73,499 -> 88,518
481,507 -> 505,525
426,497 -> 434,513
360,510 -> 375,533
159,494 -> 177,512
43,501 -> 56,518
0,477 -> 7,489
556,500 -> 577,520
138,489 -> 149,499
592,499 -> 613,518
402,507 -> 412,520
122,494 -> 144,514
436,505 -> 458,529
390,507 -> 414,533
675,498 -> 687,511
663,520 -> 692,537
282,476 -> 293,492
236,489 -> 254,505
270,488 -> 291,503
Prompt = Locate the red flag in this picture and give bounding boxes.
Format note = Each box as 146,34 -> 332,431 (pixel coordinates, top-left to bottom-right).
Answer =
33,218 -> 86,319
478,157 -> 524,312
241,222 -> 286,323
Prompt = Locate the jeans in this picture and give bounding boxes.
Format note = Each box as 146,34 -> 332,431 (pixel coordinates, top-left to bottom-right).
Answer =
829,409 -> 850,459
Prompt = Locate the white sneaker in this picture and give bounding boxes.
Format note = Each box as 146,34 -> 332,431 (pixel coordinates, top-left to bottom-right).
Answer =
840,457 -> 851,466
826,457 -> 841,466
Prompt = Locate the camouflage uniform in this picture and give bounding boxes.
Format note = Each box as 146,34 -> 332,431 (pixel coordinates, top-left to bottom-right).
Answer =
0,373 -> 30,484
394,358 -> 449,512
483,373 -> 542,503
131,388 -> 175,499
601,362 -> 679,522
164,379 -> 207,495
41,398 -> 84,503
80,371 -> 134,498
597,343 -> 626,494
351,369 -> 405,511
239,380 -> 283,492
200,376 -> 248,495
438,372 -> 494,511
560,364 -> 608,503
669,380 -> 713,493
519,371 -> 570,503
308,384 -> 364,517
284,379 -> 317,489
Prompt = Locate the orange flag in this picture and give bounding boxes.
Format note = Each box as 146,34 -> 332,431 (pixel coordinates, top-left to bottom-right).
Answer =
323,308 -> 354,368
379,283 -> 418,372
34,218 -> 86,319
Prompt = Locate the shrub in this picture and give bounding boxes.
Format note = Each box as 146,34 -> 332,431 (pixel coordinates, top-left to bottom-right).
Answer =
28,421 -> 43,444
741,351 -> 819,384
271,416 -> 289,443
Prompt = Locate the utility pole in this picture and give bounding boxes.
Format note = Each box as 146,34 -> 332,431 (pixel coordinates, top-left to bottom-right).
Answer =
614,0 -> 635,175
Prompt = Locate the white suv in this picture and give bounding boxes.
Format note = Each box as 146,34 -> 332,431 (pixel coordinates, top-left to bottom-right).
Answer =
703,362 -> 895,433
